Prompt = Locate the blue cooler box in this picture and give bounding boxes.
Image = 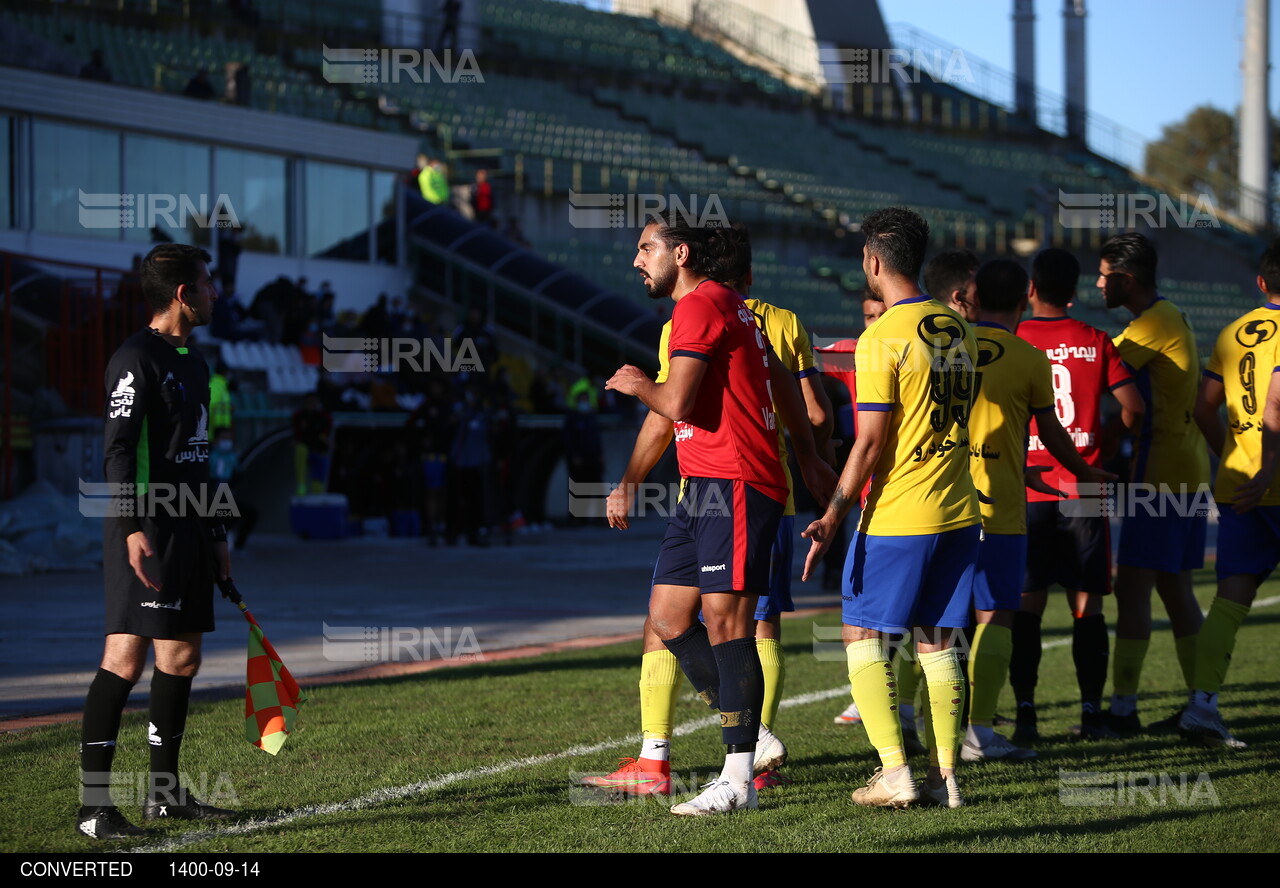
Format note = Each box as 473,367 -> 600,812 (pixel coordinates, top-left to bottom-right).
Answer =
290,494 -> 349,539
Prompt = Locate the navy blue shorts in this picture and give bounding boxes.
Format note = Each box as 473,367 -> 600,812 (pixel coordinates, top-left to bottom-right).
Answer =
755,515 -> 795,620
652,478 -> 784,595
1216,504 -> 1280,581
1024,501 -> 1112,595
1117,490 -> 1207,573
841,524 -> 979,633
973,531 -> 1027,611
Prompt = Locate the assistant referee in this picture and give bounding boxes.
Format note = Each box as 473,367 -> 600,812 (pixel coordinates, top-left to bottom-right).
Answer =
78,244 -> 235,840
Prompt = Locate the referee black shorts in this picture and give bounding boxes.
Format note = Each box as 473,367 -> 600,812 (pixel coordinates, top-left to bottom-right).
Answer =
103,516 -> 216,638
1023,501 -> 1112,597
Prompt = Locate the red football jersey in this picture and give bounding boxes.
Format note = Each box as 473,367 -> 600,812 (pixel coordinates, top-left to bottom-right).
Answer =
814,338 -> 873,506
667,281 -> 788,502
814,338 -> 859,402
1020,316 -> 1133,501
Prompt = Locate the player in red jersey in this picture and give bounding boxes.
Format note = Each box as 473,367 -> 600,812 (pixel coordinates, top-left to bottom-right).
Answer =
1013,249 -> 1144,741
605,213 -> 835,816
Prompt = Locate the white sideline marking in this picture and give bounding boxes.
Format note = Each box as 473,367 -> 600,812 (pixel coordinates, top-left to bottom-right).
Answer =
140,597 -> 1279,851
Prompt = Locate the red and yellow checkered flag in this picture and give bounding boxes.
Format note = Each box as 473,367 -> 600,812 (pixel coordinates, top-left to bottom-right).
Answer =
220,579 -> 306,755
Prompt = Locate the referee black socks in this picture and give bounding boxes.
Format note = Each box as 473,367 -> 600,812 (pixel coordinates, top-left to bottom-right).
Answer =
148,668 -> 193,805
80,668 -> 136,808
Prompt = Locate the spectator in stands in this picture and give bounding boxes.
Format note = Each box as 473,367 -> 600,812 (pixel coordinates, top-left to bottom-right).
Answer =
209,361 -> 233,433
438,0 -> 463,53
471,169 -> 495,227
209,427 -> 259,550
233,64 -> 251,106
407,376 -> 453,545
563,389 -> 605,526
211,278 -> 258,342
182,69 -> 217,100
360,293 -> 393,341
292,393 -> 333,496
528,367 -> 561,414
501,215 -> 530,247
452,305 -> 499,375
449,382 -> 492,546
419,157 -> 450,205
216,224 -> 242,292
251,275 -> 291,343
79,49 -> 112,83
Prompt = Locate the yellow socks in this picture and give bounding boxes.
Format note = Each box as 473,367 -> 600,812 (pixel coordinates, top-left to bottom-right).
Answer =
967,623 -> 1012,728
846,638 -> 905,770
756,637 -> 785,732
1174,633 -> 1199,691
918,648 -> 965,771
1193,598 -> 1250,695
639,650 -> 681,741
1111,637 -> 1150,698
894,642 -> 922,712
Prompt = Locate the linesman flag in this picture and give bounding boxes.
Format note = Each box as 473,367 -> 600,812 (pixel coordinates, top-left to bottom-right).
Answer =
219,579 -> 306,755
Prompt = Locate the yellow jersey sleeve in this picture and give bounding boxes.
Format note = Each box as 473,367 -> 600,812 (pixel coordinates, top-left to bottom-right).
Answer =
656,320 -> 672,384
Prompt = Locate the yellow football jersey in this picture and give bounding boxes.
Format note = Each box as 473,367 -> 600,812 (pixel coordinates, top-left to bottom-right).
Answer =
1112,298 -> 1210,490
967,323 -> 1055,534
656,297 -> 817,516
854,296 -> 981,535
1205,303 -> 1280,505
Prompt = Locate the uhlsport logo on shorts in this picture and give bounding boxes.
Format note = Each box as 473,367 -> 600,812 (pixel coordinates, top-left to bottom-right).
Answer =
1059,482 -> 1217,519
1058,770 -> 1219,807
78,480 -> 240,519
321,45 -> 482,84
321,333 -> 484,373
78,190 -> 239,231
818,47 -> 974,85
1057,190 -> 1219,229
568,191 -> 728,230
321,623 -> 484,663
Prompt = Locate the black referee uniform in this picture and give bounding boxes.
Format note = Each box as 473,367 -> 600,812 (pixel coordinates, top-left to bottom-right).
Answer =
102,328 -> 224,638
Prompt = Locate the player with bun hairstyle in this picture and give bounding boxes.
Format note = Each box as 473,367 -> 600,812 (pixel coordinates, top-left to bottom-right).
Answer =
602,214 -> 835,816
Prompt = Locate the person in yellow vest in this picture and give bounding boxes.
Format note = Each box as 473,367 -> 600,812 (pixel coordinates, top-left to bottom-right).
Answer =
417,155 -> 450,205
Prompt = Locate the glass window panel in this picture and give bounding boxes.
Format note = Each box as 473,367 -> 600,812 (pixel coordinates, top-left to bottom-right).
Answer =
32,120 -> 121,239
214,147 -> 287,255
305,161 -> 369,258
123,134 -> 211,246
373,170 -> 397,264
0,116 -> 11,229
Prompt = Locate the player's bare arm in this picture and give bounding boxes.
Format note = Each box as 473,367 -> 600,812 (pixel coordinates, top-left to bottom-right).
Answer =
800,409 -> 890,580
607,409 -> 675,530
768,351 -> 837,507
1037,409 -> 1117,485
1193,375 -> 1227,459
605,355 -> 708,422
1115,380 -> 1145,432
799,374 -> 836,464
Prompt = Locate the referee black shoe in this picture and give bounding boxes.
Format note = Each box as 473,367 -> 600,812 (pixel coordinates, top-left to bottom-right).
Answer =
76,805 -> 149,840
143,791 -> 236,822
